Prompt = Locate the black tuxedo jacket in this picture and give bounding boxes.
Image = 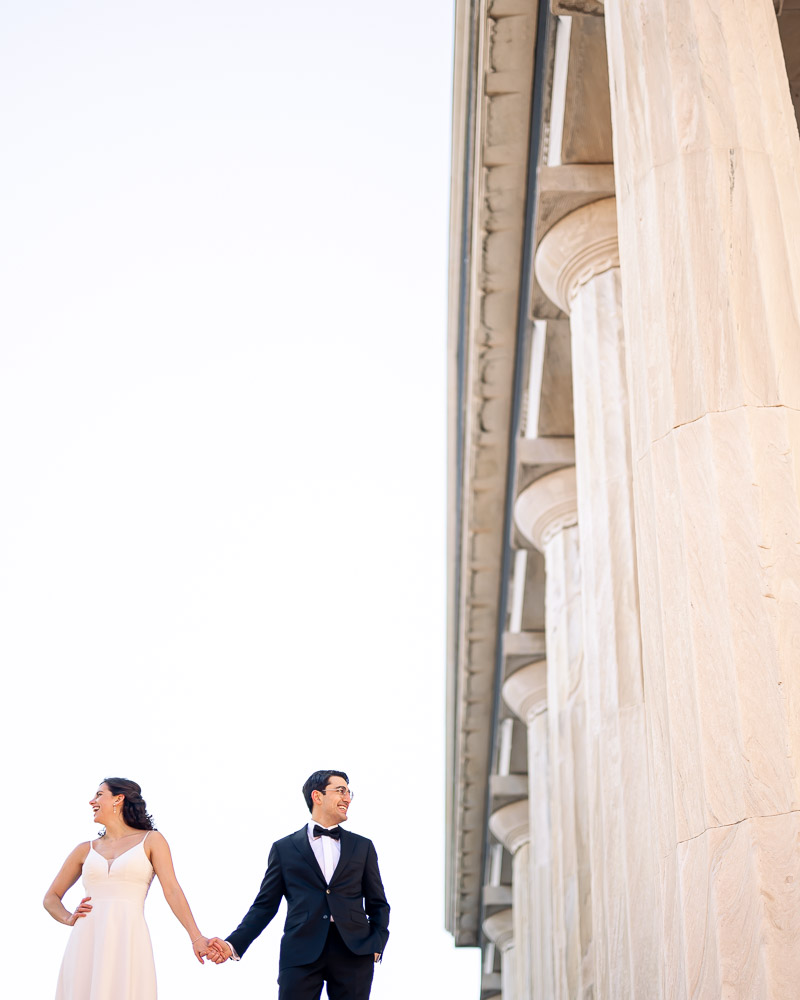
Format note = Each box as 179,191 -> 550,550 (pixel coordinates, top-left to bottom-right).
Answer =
226,826 -> 390,969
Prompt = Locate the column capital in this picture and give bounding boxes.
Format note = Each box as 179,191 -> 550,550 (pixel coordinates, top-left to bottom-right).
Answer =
514,466 -> 578,551
483,908 -> 515,952
552,0 -> 604,11
503,660 -> 548,721
535,197 -> 618,314
489,798 -> 530,854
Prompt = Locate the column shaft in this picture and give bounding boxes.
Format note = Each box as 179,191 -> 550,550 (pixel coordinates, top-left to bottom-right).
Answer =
502,944 -> 517,1000
571,266 -> 661,1000
529,708 -> 555,999
504,662 -> 554,1000
536,196 -> 663,999
484,907 -> 515,1000
512,843 -> 533,1000
605,2 -> 800,996
489,802 -> 531,1000
516,470 -> 592,999
543,519 -> 592,1000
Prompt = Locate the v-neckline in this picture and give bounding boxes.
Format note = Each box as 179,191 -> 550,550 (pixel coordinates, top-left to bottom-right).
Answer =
91,836 -> 147,874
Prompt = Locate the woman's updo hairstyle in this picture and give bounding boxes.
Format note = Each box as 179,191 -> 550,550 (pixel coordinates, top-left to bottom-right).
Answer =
100,777 -> 156,834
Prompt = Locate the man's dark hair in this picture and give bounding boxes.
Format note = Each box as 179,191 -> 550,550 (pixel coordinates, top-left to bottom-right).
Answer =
302,770 -> 350,813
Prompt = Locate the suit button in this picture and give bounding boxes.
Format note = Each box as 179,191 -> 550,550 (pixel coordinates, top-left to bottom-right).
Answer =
326,889 -> 330,894
323,915 -> 329,920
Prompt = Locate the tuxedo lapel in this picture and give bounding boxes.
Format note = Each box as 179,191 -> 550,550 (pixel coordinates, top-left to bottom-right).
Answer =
289,827 -> 327,886
330,828 -> 355,884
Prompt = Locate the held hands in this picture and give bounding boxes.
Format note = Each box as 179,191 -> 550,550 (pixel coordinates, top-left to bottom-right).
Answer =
207,937 -> 233,964
200,936 -> 375,966
192,936 -> 210,964
66,897 -> 93,925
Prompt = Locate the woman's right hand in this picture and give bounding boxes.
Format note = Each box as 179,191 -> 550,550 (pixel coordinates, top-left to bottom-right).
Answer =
66,897 -> 92,925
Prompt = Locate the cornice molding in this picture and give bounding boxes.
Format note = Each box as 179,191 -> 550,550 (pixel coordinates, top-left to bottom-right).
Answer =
514,466 -> 578,551
534,197 -> 618,314
446,0 -> 541,948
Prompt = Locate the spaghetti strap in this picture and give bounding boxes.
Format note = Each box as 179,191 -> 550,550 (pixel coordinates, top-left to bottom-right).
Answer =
141,831 -> 150,846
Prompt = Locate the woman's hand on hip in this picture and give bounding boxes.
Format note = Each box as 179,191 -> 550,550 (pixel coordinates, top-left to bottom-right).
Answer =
66,897 -> 92,925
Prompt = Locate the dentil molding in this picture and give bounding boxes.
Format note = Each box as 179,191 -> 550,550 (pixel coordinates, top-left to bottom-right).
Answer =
514,466 -> 578,551
534,197 -> 619,314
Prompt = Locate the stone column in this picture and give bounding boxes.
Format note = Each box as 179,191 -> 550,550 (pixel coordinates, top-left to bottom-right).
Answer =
514,469 -> 592,1000
490,799 -> 533,1000
484,908 -> 515,1000
535,199 -> 661,1000
604,3 -> 800,997
504,661 -> 555,1000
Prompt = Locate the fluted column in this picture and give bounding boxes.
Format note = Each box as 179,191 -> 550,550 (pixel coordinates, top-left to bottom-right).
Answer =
536,198 -> 660,1000
484,908 -> 516,1000
504,661 -> 555,1000
515,469 -> 591,1000
604,3 -> 800,997
490,800 -> 533,1000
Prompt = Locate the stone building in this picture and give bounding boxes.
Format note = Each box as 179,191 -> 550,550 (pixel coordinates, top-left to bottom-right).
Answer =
445,2 -> 800,998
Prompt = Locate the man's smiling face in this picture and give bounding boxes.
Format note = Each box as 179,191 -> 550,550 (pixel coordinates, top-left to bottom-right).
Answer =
314,775 -> 351,827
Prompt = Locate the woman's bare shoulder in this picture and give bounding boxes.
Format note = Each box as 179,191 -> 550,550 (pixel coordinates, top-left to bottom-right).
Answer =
68,841 -> 92,862
144,830 -> 168,852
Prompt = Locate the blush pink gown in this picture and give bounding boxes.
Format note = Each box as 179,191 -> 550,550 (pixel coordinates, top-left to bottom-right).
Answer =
55,834 -> 157,1000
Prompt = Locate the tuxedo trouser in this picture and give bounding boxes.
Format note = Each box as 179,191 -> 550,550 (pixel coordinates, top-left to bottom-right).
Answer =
278,922 -> 375,1000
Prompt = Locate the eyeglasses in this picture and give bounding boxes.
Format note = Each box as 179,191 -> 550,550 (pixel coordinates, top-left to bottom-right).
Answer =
321,786 -> 354,800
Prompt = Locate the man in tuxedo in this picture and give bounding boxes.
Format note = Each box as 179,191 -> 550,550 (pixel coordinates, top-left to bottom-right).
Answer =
207,769 -> 390,1000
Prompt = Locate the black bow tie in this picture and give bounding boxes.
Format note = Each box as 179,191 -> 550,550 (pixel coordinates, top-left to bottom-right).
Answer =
313,824 -> 341,840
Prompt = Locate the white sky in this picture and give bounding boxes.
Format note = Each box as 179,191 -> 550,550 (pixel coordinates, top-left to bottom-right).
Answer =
0,2 -> 481,997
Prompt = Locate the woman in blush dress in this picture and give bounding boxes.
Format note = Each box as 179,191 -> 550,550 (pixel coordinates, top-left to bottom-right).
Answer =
44,777 -> 209,1000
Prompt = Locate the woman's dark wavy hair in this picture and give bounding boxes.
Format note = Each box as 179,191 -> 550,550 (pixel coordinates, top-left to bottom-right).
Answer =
99,777 -> 156,836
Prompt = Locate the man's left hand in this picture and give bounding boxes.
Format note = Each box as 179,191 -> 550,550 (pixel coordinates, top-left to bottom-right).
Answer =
207,937 -> 233,964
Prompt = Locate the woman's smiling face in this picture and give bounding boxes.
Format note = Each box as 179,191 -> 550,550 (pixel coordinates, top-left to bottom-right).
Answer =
89,783 -> 119,825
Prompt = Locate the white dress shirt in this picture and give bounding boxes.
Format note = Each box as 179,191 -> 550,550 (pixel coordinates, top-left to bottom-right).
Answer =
307,820 -> 341,884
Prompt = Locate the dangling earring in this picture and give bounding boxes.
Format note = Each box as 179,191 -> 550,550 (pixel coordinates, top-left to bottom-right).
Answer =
113,805 -> 117,815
